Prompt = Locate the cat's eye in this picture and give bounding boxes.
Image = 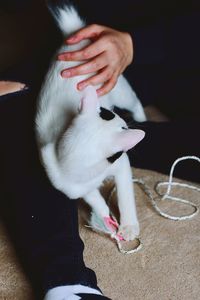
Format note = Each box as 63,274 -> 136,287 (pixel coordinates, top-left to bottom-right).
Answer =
121,126 -> 128,130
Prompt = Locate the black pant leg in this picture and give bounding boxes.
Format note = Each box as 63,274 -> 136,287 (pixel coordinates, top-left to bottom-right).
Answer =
0,90 -> 99,298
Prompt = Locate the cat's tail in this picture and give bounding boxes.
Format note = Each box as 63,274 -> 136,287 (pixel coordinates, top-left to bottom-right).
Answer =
41,142 -> 63,191
48,2 -> 85,37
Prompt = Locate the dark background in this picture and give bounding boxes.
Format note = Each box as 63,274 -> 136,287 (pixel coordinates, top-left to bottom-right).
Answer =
1,0 -> 200,119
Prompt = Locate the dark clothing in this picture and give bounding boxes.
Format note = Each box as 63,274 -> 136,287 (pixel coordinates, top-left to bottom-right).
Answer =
129,121 -> 200,184
0,90 -> 101,299
2,0 -> 200,112
76,1 -> 200,114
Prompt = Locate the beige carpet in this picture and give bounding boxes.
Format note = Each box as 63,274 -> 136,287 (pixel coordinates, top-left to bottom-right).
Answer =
0,168 -> 200,300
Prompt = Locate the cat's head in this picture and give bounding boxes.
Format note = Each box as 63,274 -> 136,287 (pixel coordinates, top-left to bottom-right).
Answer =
64,85 -> 145,163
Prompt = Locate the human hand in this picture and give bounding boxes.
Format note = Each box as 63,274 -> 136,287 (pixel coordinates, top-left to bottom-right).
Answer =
0,81 -> 26,96
58,24 -> 134,96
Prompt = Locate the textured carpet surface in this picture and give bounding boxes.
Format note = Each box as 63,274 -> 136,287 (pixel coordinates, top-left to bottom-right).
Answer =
0,168 -> 200,300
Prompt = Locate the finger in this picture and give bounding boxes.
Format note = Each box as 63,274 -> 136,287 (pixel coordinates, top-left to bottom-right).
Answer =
77,67 -> 114,90
97,75 -> 118,96
61,54 -> 108,78
58,38 -> 107,61
0,81 -> 27,96
66,24 -> 104,44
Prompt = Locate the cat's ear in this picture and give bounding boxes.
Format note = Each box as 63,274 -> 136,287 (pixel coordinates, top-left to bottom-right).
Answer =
79,85 -> 100,114
115,129 -> 145,152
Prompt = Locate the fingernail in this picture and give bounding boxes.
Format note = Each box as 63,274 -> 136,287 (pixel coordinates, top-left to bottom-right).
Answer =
21,84 -> 29,91
97,90 -> 102,96
78,82 -> 87,90
62,71 -> 71,78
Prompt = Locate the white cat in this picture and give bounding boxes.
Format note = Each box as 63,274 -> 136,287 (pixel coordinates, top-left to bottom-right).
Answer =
35,5 -> 146,242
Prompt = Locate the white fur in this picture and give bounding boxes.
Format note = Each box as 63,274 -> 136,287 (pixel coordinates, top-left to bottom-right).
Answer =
44,284 -> 102,300
49,5 -> 84,36
35,5 -> 146,244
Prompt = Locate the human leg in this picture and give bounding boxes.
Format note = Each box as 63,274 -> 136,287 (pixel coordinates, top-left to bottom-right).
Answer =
0,89 -> 111,299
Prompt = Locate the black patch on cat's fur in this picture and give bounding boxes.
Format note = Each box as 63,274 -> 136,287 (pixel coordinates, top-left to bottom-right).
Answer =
107,151 -> 123,163
99,107 -> 115,120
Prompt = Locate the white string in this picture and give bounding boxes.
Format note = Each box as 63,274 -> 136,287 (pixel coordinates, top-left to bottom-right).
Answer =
86,213 -> 142,254
112,233 -> 142,254
86,156 -> 199,254
118,238 -> 142,254
152,155 -> 200,220
107,155 -> 200,253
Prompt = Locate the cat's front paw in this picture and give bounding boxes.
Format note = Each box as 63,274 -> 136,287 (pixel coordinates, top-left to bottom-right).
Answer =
118,223 -> 140,241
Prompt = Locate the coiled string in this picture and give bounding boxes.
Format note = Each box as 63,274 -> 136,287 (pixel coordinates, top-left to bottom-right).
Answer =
88,156 -> 200,254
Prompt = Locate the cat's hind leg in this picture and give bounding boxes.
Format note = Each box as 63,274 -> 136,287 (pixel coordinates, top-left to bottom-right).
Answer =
108,75 -> 147,122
